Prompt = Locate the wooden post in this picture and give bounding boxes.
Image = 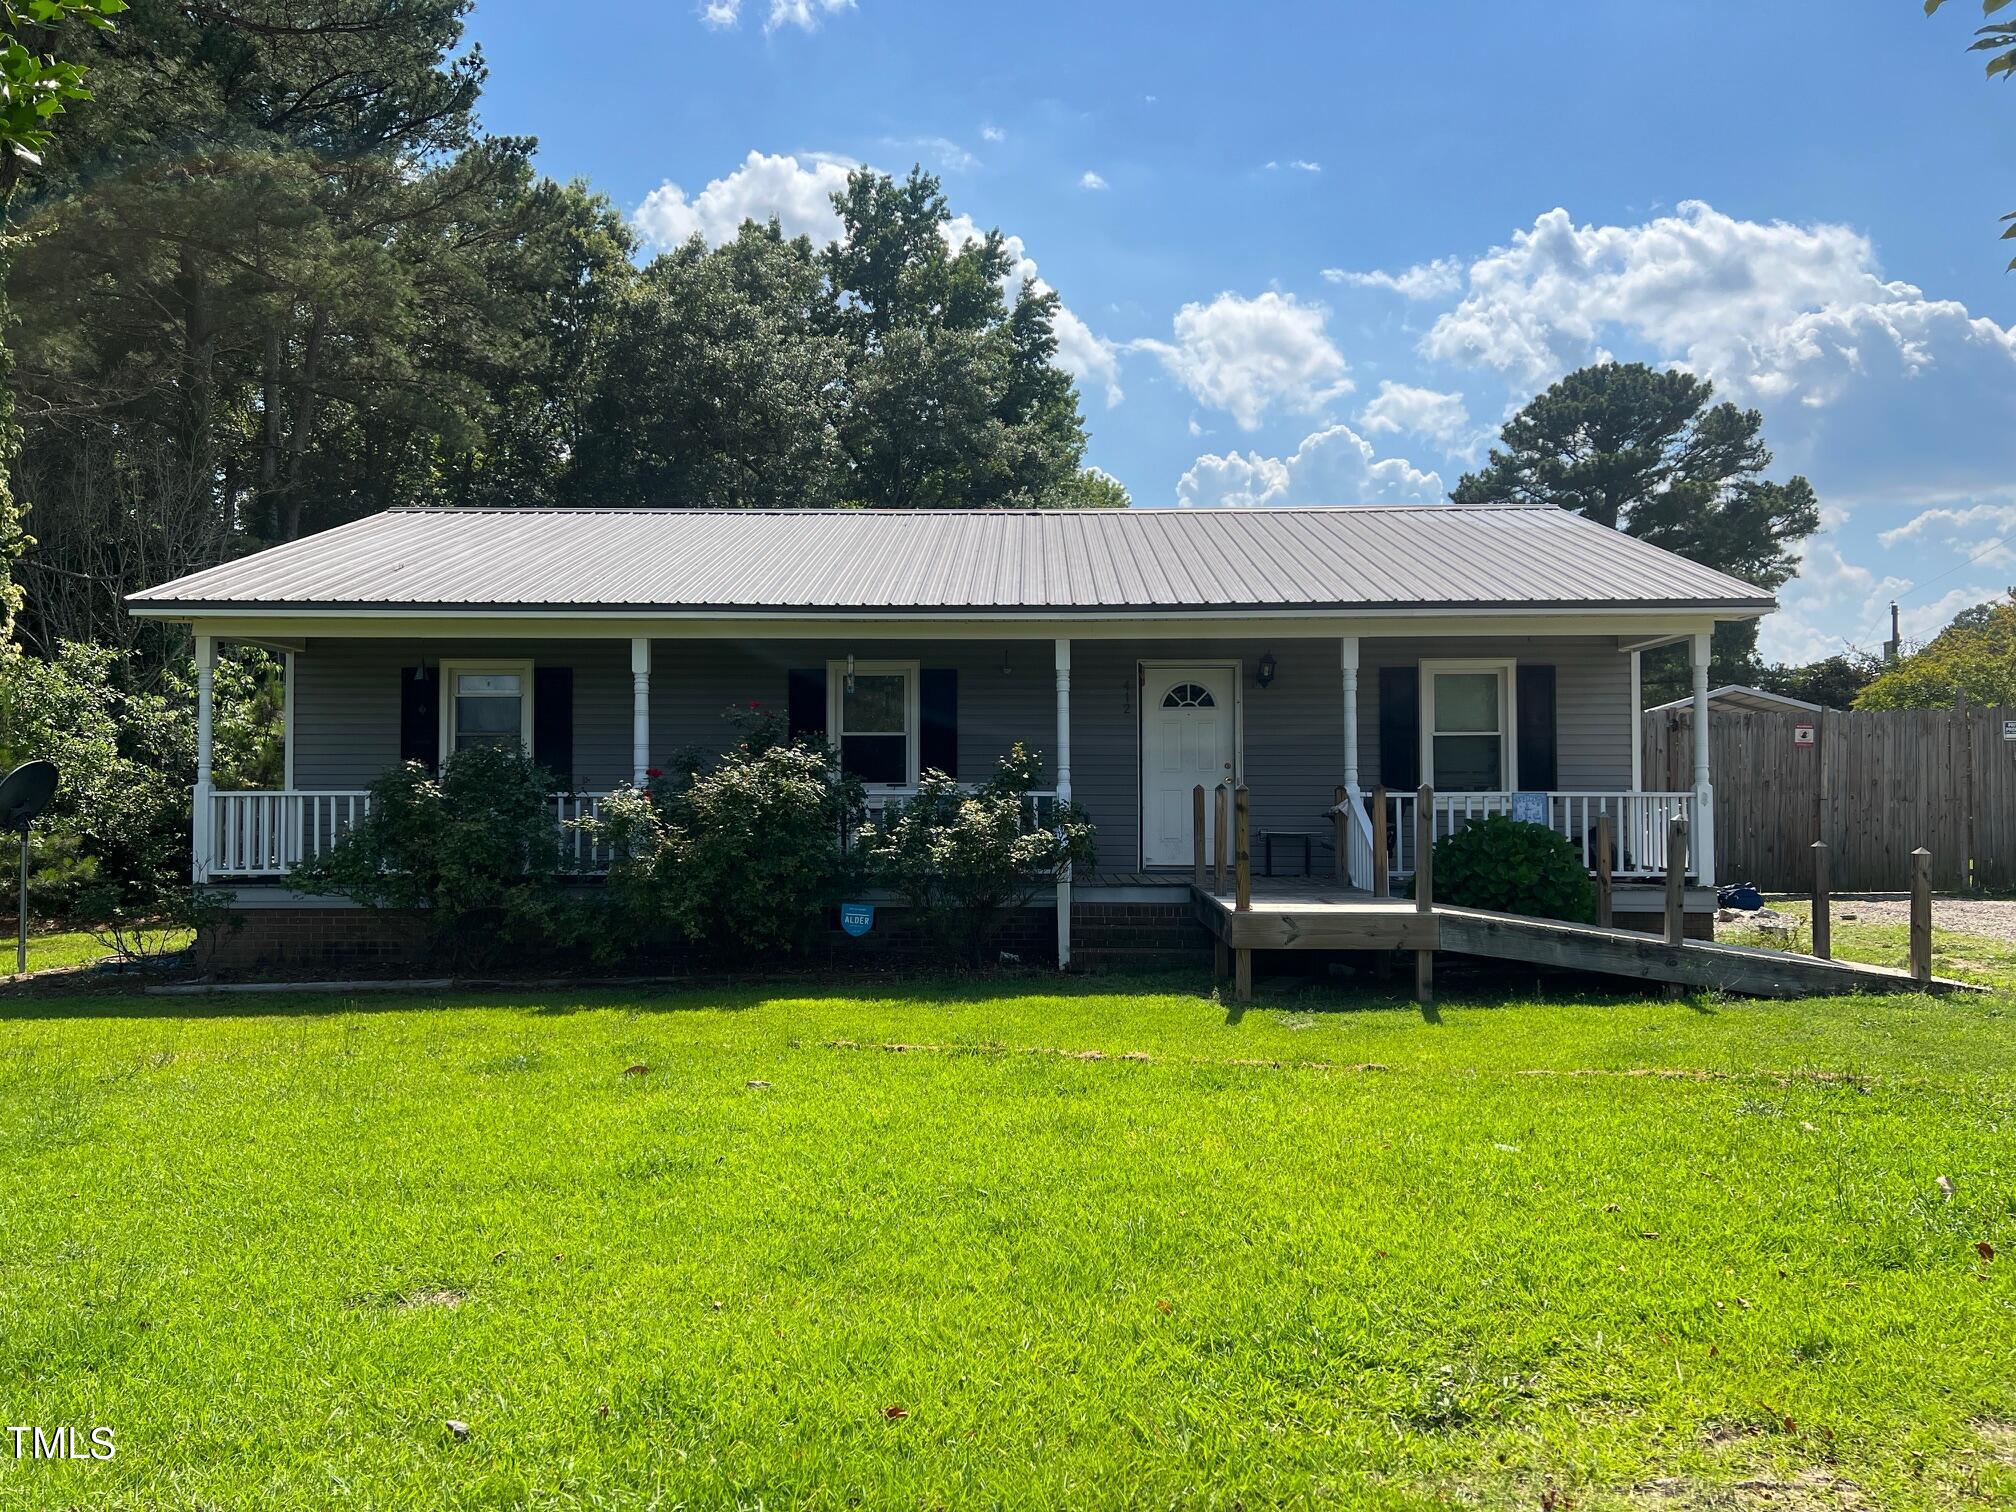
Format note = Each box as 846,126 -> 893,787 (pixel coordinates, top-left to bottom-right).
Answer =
1595,814 -> 1614,928
1664,819 -> 1688,948
1192,785 -> 1207,888
1371,787 -> 1389,899
1234,785 -> 1252,913
1333,785 -> 1347,884
1234,784 -> 1253,1001
1213,784 -> 1229,896
1414,784 -> 1434,1007
1910,846 -> 1933,984
1811,840 -> 1831,961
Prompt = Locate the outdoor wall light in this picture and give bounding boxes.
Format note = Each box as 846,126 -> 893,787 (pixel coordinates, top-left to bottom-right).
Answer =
1256,651 -> 1278,689
845,652 -> 856,693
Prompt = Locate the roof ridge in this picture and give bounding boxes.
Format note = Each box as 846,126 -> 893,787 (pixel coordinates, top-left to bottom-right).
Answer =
378,503 -> 1551,517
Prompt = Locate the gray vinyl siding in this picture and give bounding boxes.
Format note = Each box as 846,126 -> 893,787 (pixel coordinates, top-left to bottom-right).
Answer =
291,638 -> 632,790
287,631 -> 1634,868
1356,637 -> 1634,792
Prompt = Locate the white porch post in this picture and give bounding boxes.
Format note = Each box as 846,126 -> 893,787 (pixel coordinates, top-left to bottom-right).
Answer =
193,632 -> 215,883
282,649 -> 297,791
1629,648 -> 1643,791
1340,635 -> 1361,790
1055,636 -> 1072,969
1690,630 -> 1715,885
630,637 -> 651,786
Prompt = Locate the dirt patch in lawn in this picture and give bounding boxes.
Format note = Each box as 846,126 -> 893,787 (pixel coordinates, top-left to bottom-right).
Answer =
348,1285 -> 468,1313
1629,1467 -> 1868,1508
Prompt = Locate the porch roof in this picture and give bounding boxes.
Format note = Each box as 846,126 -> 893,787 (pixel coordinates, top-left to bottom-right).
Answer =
129,504 -> 1776,619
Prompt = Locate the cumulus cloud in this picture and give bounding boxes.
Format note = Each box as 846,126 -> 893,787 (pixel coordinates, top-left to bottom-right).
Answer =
1357,381 -> 1473,453
633,152 -> 1125,406
1079,170 -> 1108,191
634,149 -> 855,248
1755,536 -> 1908,663
1135,291 -> 1351,431
1322,257 -> 1463,300
1878,502 -> 2016,571
980,124 -> 1005,142
1408,201 -> 2016,503
1176,424 -> 1443,509
1899,585 -> 2006,642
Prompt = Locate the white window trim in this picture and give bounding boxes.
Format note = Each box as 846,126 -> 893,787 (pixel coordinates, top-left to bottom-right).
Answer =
826,658 -> 921,790
1419,657 -> 1518,792
440,659 -> 535,758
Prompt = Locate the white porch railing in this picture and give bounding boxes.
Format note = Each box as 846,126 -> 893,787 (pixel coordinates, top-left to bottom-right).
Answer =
852,787 -> 1059,848
198,789 -> 615,880
1339,789 -> 1701,883
199,787 -> 1059,880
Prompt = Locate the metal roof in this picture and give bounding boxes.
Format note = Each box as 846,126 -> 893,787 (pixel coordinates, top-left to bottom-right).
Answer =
127,505 -> 1777,617
1646,685 -> 1825,716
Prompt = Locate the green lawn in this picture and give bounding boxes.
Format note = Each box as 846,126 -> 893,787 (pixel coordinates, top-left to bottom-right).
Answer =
1,976 -> 2012,1509
4,926 -> 193,978
1718,901 -> 2016,992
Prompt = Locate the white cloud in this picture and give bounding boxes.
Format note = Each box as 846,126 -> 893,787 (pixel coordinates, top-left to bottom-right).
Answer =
1322,257 -> 1463,300
1079,170 -> 1108,191
1264,159 -> 1323,174
1135,291 -> 1351,430
634,153 -> 1124,407
980,124 -> 1004,143
700,0 -> 741,25
1899,585 -> 2005,642
1412,201 -> 2016,503
1755,536 -> 1908,663
633,149 -> 855,249
885,135 -> 979,173
1357,381 -> 1473,453
1878,502 -> 2016,571
765,0 -> 854,30
1176,424 -> 1443,509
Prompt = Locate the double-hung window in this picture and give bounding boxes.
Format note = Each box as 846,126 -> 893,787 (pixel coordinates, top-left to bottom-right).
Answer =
441,661 -> 533,756
1420,660 -> 1514,792
827,660 -> 919,788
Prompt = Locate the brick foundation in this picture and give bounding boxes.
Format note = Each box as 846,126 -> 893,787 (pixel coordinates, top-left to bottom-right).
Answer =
202,907 -> 425,974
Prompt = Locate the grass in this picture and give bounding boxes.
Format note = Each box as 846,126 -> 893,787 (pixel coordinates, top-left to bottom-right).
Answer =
0,974 -> 2012,1509
1719,900 -> 2016,992
4,926 -> 193,978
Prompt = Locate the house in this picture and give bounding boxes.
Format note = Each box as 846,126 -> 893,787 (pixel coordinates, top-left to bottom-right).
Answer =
127,504 -> 1774,969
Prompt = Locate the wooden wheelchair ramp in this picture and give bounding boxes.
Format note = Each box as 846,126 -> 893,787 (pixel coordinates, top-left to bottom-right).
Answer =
1192,887 -> 1975,1000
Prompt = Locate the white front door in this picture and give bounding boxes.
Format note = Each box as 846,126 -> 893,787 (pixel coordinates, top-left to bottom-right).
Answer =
1141,666 -> 1237,867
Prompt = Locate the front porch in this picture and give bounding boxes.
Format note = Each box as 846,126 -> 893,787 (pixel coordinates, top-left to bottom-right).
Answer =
187,626 -> 1725,968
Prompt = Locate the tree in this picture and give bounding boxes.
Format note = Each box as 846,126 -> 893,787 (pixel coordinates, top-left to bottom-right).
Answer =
0,0 -> 124,642
1855,595 -> 2016,709
1044,467 -> 1131,509
1927,1 -> 2016,267
1752,651 -> 1883,710
1451,362 -> 1820,699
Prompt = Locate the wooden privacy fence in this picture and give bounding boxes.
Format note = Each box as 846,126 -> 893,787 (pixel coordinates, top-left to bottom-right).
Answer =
1641,705 -> 2016,892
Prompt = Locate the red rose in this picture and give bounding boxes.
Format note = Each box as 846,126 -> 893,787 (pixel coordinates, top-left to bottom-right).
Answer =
645,767 -> 664,778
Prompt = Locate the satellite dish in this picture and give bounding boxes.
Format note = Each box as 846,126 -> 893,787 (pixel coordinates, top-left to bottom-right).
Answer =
0,761 -> 58,834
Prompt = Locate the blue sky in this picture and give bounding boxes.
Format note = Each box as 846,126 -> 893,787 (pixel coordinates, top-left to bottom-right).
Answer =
465,0 -> 2016,663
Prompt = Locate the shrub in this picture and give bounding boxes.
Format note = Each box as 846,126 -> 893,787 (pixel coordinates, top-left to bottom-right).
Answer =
863,743 -> 1096,964
1420,813 -> 1595,923
291,744 -> 574,968
591,739 -> 863,963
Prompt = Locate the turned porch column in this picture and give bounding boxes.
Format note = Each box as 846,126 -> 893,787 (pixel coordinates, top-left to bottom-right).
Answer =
630,637 -> 651,787
1689,630 -> 1715,886
1340,635 -> 1361,790
1055,636 -> 1072,969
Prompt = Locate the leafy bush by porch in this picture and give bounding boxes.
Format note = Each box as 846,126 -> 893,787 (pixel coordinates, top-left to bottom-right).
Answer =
290,744 -> 573,968
591,710 -> 865,962
862,742 -> 1095,963
1423,812 -> 1596,923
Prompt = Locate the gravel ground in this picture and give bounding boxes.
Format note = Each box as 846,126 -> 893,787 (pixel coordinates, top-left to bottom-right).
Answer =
1769,894 -> 2016,943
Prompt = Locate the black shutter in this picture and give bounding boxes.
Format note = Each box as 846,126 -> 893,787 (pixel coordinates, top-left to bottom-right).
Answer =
533,666 -> 574,786
399,667 -> 439,772
920,668 -> 958,779
787,668 -> 827,743
1516,664 -> 1557,791
1378,665 -> 1419,790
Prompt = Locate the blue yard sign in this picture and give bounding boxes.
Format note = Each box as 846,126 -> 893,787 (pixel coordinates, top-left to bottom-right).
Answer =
1510,791 -> 1550,827
839,903 -> 875,938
